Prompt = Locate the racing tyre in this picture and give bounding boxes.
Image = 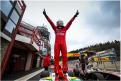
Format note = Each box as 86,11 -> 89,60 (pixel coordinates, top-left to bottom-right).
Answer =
68,71 -> 74,77
40,70 -> 50,78
87,72 -> 105,81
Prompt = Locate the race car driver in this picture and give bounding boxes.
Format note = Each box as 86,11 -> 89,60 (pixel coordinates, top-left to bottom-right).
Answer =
43,54 -> 50,70
43,9 -> 79,75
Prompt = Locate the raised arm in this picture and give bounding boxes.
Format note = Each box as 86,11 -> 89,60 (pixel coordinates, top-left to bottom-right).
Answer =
43,9 -> 56,31
65,10 -> 79,30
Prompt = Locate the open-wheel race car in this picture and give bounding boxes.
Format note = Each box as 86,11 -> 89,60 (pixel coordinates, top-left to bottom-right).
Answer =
39,51 -> 120,81
39,64 -> 120,81
39,65 -> 81,81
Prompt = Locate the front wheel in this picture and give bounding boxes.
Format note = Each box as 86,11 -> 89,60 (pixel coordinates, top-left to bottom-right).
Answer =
40,70 -> 50,78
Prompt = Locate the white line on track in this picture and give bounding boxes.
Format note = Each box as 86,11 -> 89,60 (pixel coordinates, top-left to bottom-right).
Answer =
14,69 -> 44,81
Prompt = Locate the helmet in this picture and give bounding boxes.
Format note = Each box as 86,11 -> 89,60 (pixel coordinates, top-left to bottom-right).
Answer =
56,20 -> 64,28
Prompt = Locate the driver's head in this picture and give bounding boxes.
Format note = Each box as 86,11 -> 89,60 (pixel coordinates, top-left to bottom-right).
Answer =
56,20 -> 64,29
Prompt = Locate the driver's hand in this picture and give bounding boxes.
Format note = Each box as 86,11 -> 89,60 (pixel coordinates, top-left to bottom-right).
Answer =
43,9 -> 46,15
75,10 -> 79,17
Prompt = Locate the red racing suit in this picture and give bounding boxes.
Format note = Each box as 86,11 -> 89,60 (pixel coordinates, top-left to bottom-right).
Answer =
44,14 -> 77,74
43,54 -> 50,68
